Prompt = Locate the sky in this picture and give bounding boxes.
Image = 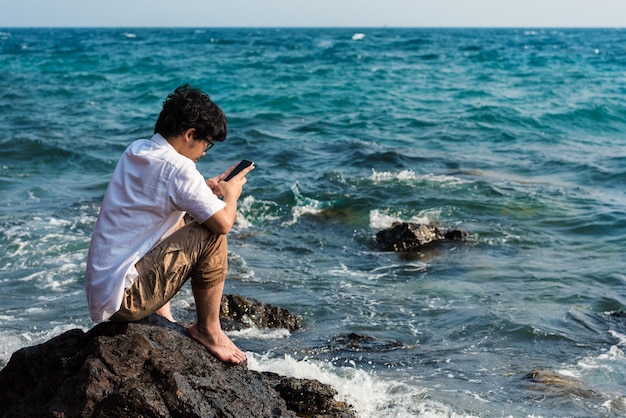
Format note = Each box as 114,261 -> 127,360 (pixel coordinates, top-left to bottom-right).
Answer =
0,0 -> 625,28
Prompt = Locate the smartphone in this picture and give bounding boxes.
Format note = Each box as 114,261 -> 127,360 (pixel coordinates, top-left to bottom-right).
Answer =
224,159 -> 254,181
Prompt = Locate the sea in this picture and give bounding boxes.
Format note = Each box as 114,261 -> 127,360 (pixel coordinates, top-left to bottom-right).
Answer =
1,27 -> 626,417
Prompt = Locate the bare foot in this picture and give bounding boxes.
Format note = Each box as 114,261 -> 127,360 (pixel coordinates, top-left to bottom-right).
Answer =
156,311 -> 176,322
188,323 -> 247,364
155,303 -> 176,323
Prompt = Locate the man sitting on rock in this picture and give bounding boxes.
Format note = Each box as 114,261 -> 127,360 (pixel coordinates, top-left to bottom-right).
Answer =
86,84 -> 253,364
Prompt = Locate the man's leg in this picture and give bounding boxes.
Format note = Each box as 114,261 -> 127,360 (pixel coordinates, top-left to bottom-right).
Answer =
154,216 -> 187,322
187,281 -> 246,364
186,223 -> 246,364
111,221 -> 245,363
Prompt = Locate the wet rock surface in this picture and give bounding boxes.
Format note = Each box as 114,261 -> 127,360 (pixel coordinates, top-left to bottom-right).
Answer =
376,222 -> 468,252
520,369 -> 625,414
328,333 -> 406,353
220,293 -> 303,332
0,296 -> 356,418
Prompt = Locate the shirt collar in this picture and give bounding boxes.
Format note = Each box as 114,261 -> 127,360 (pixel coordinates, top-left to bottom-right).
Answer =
151,133 -> 174,150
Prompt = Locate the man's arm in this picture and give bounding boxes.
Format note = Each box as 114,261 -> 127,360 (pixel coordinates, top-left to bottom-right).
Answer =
203,164 -> 254,235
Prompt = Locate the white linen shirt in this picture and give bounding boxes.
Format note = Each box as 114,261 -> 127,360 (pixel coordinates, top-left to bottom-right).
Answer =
85,133 -> 226,322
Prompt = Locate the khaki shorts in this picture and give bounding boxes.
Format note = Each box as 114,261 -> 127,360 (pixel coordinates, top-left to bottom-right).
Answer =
111,220 -> 227,322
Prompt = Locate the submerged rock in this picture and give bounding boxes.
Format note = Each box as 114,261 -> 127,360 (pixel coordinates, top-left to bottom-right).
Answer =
376,222 -> 467,252
521,369 -> 600,399
0,306 -> 355,418
520,369 -> 626,414
329,333 -> 406,353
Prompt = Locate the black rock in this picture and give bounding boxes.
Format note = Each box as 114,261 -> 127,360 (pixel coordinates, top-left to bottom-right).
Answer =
220,294 -> 302,332
0,311 -> 355,418
376,222 -> 467,252
262,372 -> 356,418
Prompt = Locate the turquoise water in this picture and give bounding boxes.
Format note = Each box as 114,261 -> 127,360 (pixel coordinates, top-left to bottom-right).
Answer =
1,27 -> 626,416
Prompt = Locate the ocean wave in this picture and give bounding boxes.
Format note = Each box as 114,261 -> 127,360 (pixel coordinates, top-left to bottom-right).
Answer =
369,169 -> 468,186
247,353 -> 467,418
547,103 -> 626,127
281,182 -> 331,226
369,208 -> 439,230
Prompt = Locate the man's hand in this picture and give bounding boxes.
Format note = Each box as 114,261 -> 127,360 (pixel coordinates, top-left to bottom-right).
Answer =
203,162 -> 255,235
206,176 -> 223,197
218,162 -> 254,200
205,161 -> 254,197
205,162 -> 235,197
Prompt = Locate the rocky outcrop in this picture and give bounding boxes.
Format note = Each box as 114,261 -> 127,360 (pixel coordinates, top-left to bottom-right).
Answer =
0,297 -> 356,418
220,294 -> 302,331
376,222 -> 467,252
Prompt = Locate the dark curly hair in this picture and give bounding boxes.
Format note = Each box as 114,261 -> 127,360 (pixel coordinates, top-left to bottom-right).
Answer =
154,84 -> 227,143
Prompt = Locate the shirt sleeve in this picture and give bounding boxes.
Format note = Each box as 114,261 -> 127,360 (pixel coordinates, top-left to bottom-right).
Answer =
168,162 -> 226,223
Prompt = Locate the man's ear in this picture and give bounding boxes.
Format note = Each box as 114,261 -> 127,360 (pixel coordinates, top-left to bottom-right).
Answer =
183,128 -> 196,142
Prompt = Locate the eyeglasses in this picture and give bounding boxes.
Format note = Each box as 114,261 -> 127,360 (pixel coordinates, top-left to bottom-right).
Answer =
203,138 -> 215,152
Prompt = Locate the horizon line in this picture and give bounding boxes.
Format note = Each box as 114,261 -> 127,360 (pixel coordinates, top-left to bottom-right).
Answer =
1,25 -> 624,30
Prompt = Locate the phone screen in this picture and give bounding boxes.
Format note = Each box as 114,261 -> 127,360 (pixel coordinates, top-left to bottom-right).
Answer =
224,159 -> 254,181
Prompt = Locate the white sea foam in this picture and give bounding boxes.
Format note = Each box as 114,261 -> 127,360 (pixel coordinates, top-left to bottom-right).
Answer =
235,195 -> 281,230
550,345 -> 626,416
327,261 -> 428,283
597,345 -> 626,361
287,204 -> 323,226
327,262 -> 387,281
247,353 -> 476,418
40,268 -> 80,291
369,208 -> 441,230
370,169 -> 467,186
235,195 -> 257,229
370,168 -> 418,182
1,323 -> 89,367
227,252 -> 257,281
608,330 -> 626,347
0,334 -> 26,367
1,214 -> 92,280
284,182 -> 329,226
235,210 -> 254,230
229,327 -> 291,340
